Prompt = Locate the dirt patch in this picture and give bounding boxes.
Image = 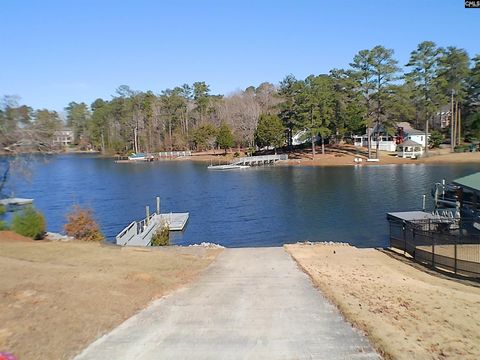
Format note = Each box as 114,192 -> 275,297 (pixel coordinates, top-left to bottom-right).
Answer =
0,234 -> 221,359
0,231 -> 35,242
285,244 -> 480,360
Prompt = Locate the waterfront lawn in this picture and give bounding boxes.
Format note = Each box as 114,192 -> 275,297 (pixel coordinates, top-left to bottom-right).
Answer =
0,231 -> 221,360
286,244 -> 480,360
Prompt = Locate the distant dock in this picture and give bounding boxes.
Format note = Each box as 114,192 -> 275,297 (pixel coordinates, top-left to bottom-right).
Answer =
115,151 -> 192,163
231,154 -> 288,166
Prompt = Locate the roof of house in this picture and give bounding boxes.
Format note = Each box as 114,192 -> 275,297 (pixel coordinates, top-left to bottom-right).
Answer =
407,129 -> 425,135
397,139 -> 422,147
396,122 -> 414,132
453,172 -> 480,192
395,122 -> 424,135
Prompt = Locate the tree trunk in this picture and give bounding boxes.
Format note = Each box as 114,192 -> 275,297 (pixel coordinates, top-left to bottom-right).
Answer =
168,118 -> 173,151
321,136 -> 325,155
311,133 -> 316,160
424,119 -> 429,156
367,127 -> 372,159
134,127 -> 139,153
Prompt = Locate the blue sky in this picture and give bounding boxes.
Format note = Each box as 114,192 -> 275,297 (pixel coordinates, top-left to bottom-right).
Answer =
1,0 -> 478,111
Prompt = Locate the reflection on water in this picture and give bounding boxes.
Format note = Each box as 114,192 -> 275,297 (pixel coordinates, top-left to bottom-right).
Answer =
10,155 -> 480,247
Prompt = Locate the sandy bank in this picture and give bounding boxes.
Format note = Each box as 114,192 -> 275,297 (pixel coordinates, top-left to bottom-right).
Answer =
0,232 -> 221,360
181,146 -> 480,167
285,244 -> 480,360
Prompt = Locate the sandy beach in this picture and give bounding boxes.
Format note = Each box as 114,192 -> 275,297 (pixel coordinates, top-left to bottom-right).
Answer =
286,243 -> 480,360
0,232 -> 221,360
181,145 -> 480,167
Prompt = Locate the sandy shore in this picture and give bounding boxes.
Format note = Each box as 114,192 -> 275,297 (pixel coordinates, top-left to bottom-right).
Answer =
0,232 -> 221,360
181,146 -> 480,167
285,244 -> 480,360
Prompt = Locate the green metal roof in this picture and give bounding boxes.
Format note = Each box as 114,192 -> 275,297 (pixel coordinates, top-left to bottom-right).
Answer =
453,172 -> 480,192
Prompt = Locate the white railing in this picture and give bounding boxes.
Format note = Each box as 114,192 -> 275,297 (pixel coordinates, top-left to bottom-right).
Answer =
116,221 -> 137,246
231,154 -> 288,165
158,151 -> 192,157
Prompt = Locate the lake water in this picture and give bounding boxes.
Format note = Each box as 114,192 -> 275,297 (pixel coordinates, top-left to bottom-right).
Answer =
7,155 -> 480,247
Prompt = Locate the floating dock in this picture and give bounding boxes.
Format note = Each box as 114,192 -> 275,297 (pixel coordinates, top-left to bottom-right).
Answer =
0,197 -> 34,211
158,212 -> 189,231
116,197 -> 189,246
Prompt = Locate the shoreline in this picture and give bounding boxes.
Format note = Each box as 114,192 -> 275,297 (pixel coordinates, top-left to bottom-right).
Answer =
4,146 -> 479,167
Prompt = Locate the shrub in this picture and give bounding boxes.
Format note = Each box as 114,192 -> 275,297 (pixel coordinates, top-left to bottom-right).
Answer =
11,206 -> 45,240
64,205 -> 104,242
454,145 -> 469,153
151,224 -> 169,246
0,205 -> 7,230
0,220 -> 8,230
428,130 -> 443,148
233,151 -> 240,158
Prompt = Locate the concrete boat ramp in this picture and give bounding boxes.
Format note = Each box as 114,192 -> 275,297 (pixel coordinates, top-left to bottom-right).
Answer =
75,248 -> 379,360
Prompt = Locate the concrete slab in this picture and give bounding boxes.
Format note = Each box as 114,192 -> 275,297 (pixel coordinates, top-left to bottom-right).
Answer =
74,248 -> 379,360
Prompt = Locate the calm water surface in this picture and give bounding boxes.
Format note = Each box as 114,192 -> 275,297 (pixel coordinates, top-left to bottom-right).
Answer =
9,155 -> 480,247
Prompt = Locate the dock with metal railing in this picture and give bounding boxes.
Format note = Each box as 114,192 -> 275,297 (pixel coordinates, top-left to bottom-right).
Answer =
116,197 -> 189,247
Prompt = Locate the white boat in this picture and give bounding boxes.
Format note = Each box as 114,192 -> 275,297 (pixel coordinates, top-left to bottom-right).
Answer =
207,164 -> 250,170
0,197 -> 34,206
127,153 -> 154,161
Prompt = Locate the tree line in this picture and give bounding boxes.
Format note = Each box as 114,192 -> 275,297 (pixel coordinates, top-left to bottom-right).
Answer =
1,41 -> 480,156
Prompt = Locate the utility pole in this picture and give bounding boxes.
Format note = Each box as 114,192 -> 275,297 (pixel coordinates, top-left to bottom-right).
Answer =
457,107 -> 461,146
450,89 -> 455,152
454,100 -> 459,147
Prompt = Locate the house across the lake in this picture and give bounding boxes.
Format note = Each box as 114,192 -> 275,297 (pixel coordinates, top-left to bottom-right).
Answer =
53,129 -> 74,147
353,122 -> 428,156
352,124 -> 396,151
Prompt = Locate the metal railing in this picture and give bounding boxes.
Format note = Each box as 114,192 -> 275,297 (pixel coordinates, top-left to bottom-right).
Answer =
388,218 -> 480,278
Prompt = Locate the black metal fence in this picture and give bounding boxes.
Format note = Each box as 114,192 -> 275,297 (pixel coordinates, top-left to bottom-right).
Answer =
388,218 -> 480,278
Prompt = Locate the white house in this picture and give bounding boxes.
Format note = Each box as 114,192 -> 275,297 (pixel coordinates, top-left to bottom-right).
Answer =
405,129 -> 427,148
53,129 -> 74,147
353,124 -> 397,151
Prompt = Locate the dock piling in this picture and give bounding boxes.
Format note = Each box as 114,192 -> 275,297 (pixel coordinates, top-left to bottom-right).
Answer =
156,196 -> 160,215
146,206 -> 150,225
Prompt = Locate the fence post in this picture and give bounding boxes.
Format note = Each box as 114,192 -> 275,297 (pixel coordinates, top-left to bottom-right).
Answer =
156,196 -> 160,215
455,222 -> 459,274
412,227 -> 416,260
432,232 -> 435,269
146,206 -> 150,226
